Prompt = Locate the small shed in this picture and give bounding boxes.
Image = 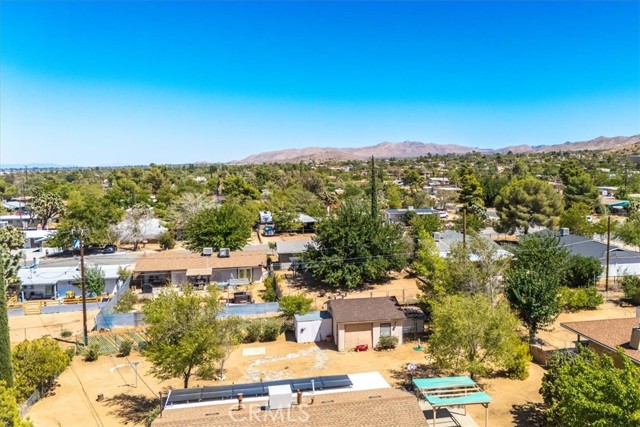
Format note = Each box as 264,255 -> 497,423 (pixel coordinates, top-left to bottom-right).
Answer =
294,311 -> 333,343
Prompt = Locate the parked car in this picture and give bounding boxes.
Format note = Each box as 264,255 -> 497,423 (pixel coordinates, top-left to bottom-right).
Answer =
101,244 -> 118,254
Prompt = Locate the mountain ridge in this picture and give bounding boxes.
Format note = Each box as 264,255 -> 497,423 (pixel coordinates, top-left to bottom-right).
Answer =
232,135 -> 640,164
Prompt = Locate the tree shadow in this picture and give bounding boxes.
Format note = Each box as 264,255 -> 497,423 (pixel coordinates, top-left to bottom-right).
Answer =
103,393 -> 158,425
511,402 -> 547,427
388,362 -> 440,391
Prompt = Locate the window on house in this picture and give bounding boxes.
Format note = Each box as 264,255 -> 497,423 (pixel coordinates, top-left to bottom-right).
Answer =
237,268 -> 252,280
380,323 -> 392,337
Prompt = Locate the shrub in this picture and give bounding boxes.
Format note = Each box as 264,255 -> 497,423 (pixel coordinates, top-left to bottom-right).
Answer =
504,342 -> 531,380
259,319 -> 282,342
244,321 -> 263,343
113,290 -> 138,313
621,275 -> 640,304
261,275 -> 278,302
278,294 -> 313,319
60,330 -> 72,338
118,266 -> 132,282
158,231 -> 176,250
376,336 -> 398,350
84,344 -> 100,362
145,405 -> 162,427
559,286 -> 603,311
565,255 -> 603,288
118,340 -> 133,357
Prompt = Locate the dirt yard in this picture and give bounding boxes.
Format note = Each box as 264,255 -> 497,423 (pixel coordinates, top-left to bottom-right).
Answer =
9,309 -> 101,344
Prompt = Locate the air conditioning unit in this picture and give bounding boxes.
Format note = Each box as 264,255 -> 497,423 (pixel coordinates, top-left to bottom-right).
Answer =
202,247 -> 213,256
218,248 -> 230,258
560,228 -> 570,237
433,232 -> 441,241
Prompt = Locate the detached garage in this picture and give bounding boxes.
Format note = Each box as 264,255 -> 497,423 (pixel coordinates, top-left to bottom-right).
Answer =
328,297 -> 406,352
294,311 -> 333,343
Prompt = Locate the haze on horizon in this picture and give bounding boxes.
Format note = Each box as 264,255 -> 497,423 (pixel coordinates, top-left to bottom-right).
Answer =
1,1 -> 639,167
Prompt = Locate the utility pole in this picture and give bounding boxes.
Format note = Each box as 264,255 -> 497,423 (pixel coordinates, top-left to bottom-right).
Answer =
462,208 -> 467,248
370,156 -> 377,218
605,216 -> 611,295
77,228 -> 89,346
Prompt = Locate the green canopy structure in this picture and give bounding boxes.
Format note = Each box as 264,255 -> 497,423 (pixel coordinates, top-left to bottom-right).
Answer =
413,376 -> 492,427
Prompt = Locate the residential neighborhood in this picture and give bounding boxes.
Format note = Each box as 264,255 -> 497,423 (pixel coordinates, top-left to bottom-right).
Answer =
2,2 -> 640,427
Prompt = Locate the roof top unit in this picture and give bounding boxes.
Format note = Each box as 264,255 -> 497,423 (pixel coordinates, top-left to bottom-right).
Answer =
218,248 -> 230,258
202,247 -> 213,257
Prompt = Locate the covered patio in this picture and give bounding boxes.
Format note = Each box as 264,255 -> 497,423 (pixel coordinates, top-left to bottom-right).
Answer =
413,376 -> 492,427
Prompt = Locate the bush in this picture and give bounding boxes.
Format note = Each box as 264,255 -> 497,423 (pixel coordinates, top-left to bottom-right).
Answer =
118,266 -> 132,282
376,335 -> 398,350
113,290 -> 138,313
118,340 -> 133,357
259,319 -> 282,342
505,342 -> 531,380
278,294 -> 313,319
559,286 -> 603,311
621,275 -> 640,304
145,405 -> 162,427
60,330 -> 72,338
158,231 -> 176,250
244,321 -> 263,343
565,255 -> 603,288
84,344 -> 100,362
261,275 -> 278,302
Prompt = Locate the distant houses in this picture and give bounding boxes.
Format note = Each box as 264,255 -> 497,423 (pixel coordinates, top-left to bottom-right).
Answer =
384,208 -> 448,224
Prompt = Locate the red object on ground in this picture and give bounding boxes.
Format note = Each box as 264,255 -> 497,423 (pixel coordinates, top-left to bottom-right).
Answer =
355,344 -> 368,352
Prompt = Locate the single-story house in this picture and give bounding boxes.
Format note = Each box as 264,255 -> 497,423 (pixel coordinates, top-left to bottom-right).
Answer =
297,213 -> 316,232
384,208 -> 447,224
133,250 -> 267,288
561,317 -> 640,366
545,230 -> 640,277
17,264 -> 130,300
435,230 -> 512,260
327,297 -> 405,352
0,214 -> 30,229
153,372 -> 427,427
275,239 -> 316,270
294,310 -> 333,343
23,229 -> 56,249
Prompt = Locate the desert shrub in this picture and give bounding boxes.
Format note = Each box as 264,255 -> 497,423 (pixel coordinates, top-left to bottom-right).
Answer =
84,343 -> 100,362
504,342 -> 531,380
118,340 -> 133,357
261,275 -> 278,302
259,318 -> 282,342
113,290 -> 138,313
376,336 -> 398,350
621,275 -> 640,304
559,286 -> 603,311
60,330 -> 72,338
145,405 -> 162,427
244,321 -> 263,343
158,231 -> 176,250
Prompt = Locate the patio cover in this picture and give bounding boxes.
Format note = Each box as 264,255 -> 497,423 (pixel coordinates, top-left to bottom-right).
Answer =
186,268 -> 212,276
413,376 -> 492,427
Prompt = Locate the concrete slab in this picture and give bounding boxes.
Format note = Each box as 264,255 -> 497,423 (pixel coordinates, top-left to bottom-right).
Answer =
242,347 -> 266,356
419,401 -> 479,427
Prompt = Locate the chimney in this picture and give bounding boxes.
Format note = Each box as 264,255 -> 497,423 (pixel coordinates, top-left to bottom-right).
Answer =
237,393 -> 244,410
296,389 -> 302,405
630,326 -> 640,351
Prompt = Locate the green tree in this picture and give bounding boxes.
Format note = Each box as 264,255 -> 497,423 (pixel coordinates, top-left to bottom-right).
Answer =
401,168 -> 425,193
541,348 -> 640,427
429,294 -> 527,379
458,165 -> 485,215
565,255 -> 603,288
413,231 -> 451,319
494,177 -> 564,234
453,211 -> 486,233
142,286 -> 223,388
278,294 -> 313,319
215,317 -> 244,380
167,192 -> 216,235
222,175 -> 260,201
615,212 -> 640,251
408,214 -> 442,241
0,226 -> 24,387
505,268 -> 561,342
158,231 -> 176,250
271,209 -> 302,232
559,203 -> 594,238
12,337 -> 71,401
513,233 -> 570,287
560,161 -> 599,209
183,204 -> 253,252
0,381 -> 34,427
304,202 -> 409,289
80,266 -> 106,296
29,190 -> 65,229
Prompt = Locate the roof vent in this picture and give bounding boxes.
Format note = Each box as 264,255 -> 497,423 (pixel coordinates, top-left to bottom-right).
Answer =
202,247 -> 213,257
560,227 -> 570,237
218,248 -> 230,258
631,327 -> 640,350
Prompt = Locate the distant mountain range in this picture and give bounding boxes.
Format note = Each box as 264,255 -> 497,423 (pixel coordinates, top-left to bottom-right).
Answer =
233,135 -> 640,164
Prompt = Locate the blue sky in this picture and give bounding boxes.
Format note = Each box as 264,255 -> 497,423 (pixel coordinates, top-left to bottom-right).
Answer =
1,1 -> 639,166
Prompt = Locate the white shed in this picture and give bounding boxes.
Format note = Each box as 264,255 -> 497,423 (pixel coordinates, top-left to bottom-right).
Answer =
294,311 -> 333,343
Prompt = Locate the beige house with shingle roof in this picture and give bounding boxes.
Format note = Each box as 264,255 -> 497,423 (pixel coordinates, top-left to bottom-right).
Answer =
134,250 -> 267,288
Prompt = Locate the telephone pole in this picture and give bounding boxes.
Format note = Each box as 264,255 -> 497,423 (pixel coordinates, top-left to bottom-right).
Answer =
462,208 -> 467,248
75,228 -> 89,346
605,216 -> 611,295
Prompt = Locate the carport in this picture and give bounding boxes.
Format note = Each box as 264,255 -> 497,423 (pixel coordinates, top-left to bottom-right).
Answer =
413,376 -> 492,427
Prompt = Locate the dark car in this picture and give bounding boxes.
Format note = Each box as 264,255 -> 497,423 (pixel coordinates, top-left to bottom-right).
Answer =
101,244 -> 118,254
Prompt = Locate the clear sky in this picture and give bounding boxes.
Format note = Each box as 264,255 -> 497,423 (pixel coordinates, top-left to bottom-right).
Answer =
1,1 -> 639,166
